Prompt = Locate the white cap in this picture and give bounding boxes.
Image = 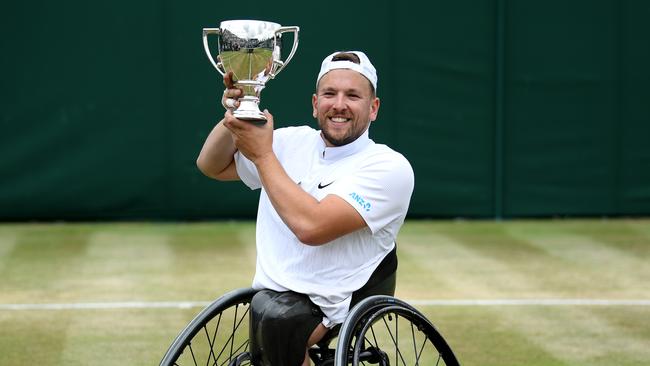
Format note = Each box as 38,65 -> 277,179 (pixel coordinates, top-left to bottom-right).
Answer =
316,51 -> 377,92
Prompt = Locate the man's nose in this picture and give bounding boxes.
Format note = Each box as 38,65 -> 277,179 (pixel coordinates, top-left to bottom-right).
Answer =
333,94 -> 347,110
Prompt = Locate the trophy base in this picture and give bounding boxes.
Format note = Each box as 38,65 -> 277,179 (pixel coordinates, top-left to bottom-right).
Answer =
234,110 -> 267,122
234,98 -> 267,123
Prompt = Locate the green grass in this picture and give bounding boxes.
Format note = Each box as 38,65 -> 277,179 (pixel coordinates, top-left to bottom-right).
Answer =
1,219 -> 649,365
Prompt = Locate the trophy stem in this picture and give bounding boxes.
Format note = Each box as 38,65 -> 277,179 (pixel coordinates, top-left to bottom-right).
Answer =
233,96 -> 266,122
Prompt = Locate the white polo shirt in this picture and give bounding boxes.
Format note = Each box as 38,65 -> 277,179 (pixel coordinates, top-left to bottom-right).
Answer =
235,126 -> 414,326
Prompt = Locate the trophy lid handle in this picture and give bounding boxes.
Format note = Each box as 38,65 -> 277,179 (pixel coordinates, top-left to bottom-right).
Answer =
271,26 -> 299,78
202,28 -> 226,76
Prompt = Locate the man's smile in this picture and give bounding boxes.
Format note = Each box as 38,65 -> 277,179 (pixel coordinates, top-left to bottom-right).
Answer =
328,115 -> 352,125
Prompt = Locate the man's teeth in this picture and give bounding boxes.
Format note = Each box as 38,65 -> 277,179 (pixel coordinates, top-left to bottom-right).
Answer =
331,117 -> 348,122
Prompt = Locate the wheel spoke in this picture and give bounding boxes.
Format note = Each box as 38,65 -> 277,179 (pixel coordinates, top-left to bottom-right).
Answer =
188,343 -> 198,366
212,304 -> 250,365
370,325 -> 379,349
230,304 -> 239,359
410,321 -> 418,366
380,313 -> 407,366
217,340 -> 249,366
205,313 -> 223,366
363,327 -> 379,350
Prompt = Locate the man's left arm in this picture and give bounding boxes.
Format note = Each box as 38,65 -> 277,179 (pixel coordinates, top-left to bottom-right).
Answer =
223,110 -> 366,245
255,152 -> 367,245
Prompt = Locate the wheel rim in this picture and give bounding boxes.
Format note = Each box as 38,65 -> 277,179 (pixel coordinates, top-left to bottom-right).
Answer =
351,306 -> 454,366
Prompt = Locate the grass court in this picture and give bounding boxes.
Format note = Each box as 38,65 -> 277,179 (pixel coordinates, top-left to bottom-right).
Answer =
1,219 -> 649,365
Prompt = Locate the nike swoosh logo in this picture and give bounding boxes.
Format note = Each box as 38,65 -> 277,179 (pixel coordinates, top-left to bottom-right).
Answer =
317,181 -> 334,189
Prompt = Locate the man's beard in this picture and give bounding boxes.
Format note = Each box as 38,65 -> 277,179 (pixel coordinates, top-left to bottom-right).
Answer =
321,128 -> 358,147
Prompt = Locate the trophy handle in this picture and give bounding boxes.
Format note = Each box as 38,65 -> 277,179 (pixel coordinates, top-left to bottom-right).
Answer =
202,28 -> 226,75
271,26 -> 300,78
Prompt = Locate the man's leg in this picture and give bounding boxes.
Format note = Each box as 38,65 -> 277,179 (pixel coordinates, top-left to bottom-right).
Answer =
302,323 -> 329,366
249,290 -> 324,366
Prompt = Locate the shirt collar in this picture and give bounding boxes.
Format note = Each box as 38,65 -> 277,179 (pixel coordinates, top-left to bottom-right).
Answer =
318,129 -> 372,162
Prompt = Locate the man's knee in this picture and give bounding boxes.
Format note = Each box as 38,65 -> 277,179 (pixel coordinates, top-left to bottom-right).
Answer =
249,290 -> 323,366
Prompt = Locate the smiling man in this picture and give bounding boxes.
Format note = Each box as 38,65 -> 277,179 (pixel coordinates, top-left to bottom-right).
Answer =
196,51 -> 414,366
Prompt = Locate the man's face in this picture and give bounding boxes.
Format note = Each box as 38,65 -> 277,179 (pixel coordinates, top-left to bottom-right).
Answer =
312,69 -> 380,147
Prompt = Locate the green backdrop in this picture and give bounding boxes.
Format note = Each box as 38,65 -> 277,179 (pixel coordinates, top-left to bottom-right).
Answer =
1,0 -> 649,220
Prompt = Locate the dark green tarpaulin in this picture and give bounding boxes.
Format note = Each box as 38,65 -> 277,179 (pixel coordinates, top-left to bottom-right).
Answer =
1,0 -> 649,220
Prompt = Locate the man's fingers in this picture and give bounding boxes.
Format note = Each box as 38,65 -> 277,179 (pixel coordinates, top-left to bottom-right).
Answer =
262,109 -> 274,128
222,110 -> 236,130
223,110 -> 245,129
223,71 -> 235,88
222,95 -> 241,109
221,98 -> 235,110
221,83 -> 242,111
223,72 -> 243,97
223,88 -> 243,99
263,109 -> 273,122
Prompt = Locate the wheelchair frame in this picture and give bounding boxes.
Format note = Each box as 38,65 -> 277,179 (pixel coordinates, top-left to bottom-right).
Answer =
160,288 -> 460,366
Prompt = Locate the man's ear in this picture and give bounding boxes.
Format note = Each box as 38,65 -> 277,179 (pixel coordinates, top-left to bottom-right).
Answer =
312,93 -> 318,118
369,97 -> 380,122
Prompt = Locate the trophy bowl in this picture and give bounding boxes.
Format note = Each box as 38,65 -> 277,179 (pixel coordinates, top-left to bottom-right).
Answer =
203,20 -> 299,121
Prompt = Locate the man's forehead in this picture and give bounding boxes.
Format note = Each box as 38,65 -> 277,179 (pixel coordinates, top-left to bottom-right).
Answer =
317,69 -> 374,93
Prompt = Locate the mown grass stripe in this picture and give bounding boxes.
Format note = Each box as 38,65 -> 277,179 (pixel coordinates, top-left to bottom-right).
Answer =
2,298 -> 649,311
493,304 -> 650,365
0,233 -> 17,272
398,231 -> 544,298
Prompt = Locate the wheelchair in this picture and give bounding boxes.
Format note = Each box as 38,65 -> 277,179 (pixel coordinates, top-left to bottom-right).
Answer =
160,288 -> 460,366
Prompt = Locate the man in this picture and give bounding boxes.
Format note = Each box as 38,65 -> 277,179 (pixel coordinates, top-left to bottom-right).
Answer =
197,51 -> 414,366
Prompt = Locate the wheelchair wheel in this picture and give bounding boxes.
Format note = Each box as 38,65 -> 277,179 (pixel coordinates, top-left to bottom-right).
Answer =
335,296 -> 460,366
160,287 -> 258,366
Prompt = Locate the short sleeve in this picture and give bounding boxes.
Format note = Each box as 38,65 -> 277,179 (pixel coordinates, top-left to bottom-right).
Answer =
234,151 -> 261,190
329,151 -> 414,234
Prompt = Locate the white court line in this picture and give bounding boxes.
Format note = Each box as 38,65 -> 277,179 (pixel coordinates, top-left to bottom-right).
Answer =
407,299 -> 650,306
0,301 -> 211,311
1,299 -> 650,311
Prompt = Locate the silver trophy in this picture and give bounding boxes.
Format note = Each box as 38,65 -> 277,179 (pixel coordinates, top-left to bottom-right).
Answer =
203,20 -> 299,121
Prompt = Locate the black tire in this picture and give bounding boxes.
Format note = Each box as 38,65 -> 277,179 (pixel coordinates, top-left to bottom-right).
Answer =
334,296 -> 460,366
160,288 -> 258,366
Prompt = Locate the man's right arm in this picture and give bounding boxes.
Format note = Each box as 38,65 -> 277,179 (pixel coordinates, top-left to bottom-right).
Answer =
196,119 -> 240,181
197,71 -> 242,181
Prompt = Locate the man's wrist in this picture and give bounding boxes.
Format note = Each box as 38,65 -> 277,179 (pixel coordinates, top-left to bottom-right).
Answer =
253,151 -> 276,167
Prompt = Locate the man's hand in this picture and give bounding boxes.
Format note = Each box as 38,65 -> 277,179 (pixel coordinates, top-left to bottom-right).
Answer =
222,71 -> 243,110
223,109 -> 274,164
